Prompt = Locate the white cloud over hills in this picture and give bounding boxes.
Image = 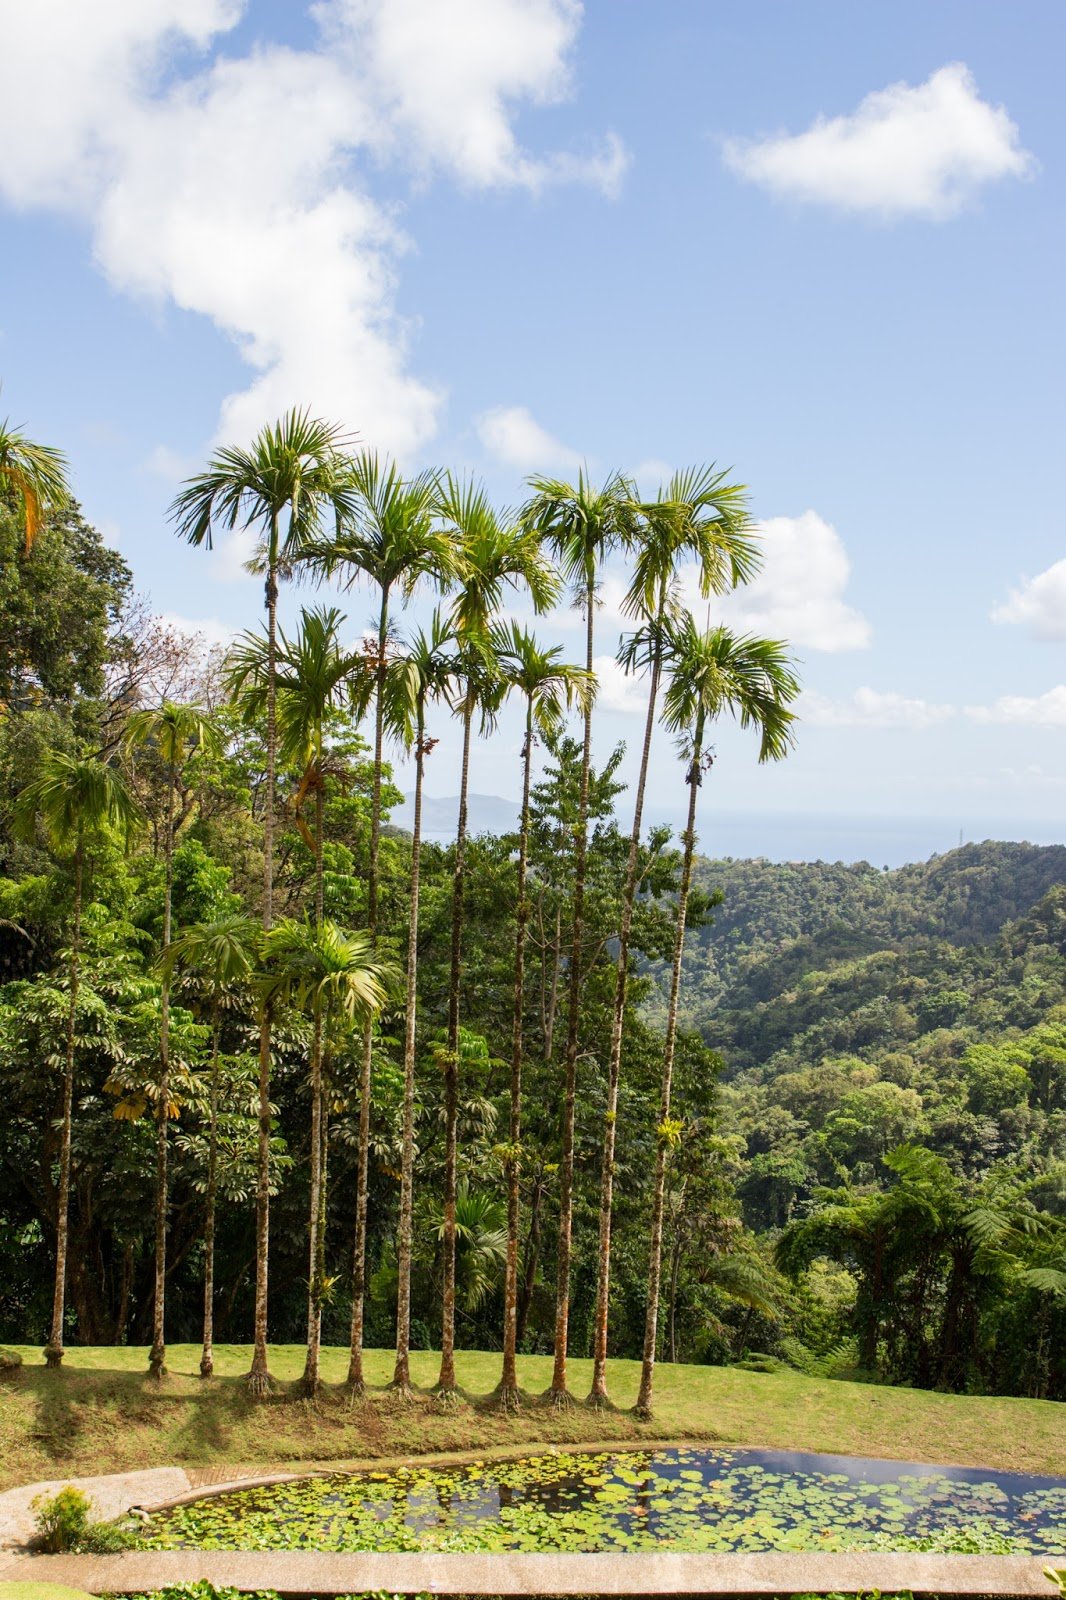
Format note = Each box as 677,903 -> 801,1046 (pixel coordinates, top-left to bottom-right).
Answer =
0,1 -> 623,457
967,687 -> 1066,727
723,63 -> 1032,220
801,688 -> 954,729
992,558 -> 1066,640
714,511 -> 871,653
476,405 -> 582,473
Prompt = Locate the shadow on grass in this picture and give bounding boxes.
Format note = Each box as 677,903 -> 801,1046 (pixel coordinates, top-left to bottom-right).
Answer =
24,1369 -> 81,1468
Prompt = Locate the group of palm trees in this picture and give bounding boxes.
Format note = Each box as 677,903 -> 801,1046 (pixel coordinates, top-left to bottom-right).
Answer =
8,407 -> 799,1416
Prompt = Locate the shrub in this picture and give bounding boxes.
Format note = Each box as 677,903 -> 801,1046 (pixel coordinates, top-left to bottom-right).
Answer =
32,1484 -> 140,1553
33,1486 -> 92,1552
734,1352 -> 783,1373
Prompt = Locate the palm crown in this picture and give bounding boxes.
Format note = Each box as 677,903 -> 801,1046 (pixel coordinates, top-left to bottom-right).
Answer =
169,409 -> 356,575
625,464 -> 760,625
0,416 -> 69,550
14,752 -> 141,856
660,616 -> 799,764
492,621 -> 596,736
225,606 -> 361,773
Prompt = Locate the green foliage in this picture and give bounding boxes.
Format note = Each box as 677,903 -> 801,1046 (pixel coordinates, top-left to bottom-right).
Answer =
32,1488 -> 90,1552
0,499 -> 130,715
1,480 -> 1064,1405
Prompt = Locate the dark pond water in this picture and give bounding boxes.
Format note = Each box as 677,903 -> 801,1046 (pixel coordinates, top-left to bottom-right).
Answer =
144,1446 -> 1066,1556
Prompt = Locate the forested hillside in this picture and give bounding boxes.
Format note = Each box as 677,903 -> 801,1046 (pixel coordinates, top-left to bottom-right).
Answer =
683,843 -> 1066,1007
649,852 -> 1066,1395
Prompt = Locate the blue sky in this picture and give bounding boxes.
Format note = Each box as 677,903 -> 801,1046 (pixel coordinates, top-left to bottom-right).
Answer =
2,1 -> 1064,863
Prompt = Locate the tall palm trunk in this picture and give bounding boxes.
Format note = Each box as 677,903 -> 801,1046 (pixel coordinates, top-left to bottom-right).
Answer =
498,701 -> 534,1409
200,1001 -> 221,1378
149,765 -> 176,1380
635,724 -> 703,1416
392,699 -> 426,1393
348,588 -> 390,1391
588,630 -> 664,1406
436,700 -> 473,1395
303,778 -> 327,1394
45,845 -> 82,1368
549,590 -> 594,1403
248,531 -> 280,1397
303,1001 -> 325,1393
516,1167 -> 544,1347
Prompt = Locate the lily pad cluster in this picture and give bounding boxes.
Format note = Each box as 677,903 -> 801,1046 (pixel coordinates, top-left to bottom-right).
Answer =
142,1448 -> 1066,1557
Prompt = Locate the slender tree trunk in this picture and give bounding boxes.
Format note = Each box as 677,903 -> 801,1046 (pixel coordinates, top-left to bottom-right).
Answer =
436,701 -> 473,1396
45,846 -> 82,1368
636,729 -> 703,1416
516,1168 -> 543,1348
392,706 -> 425,1394
550,590 -> 594,1403
544,904 -> 562,1064
248,536 -> 280,1397
149,767 -> 176,1380
200,1008 -> 221,1378
303,1002 -> 325,1394
498,701 -> 533,1409
348,587 -> 390,1391
588,635 -> 663,1407
668,1226 -> 682,1364
303,778 -> 328,1395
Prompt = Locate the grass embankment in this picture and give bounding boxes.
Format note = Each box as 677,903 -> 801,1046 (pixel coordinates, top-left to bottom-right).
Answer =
1,1344 -> 1062,1493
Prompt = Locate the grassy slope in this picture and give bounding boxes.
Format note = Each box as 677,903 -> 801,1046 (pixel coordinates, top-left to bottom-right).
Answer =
1,1345 -> 1062,1493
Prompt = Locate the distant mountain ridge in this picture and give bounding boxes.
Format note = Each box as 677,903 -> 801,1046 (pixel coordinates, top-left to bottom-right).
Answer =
391,791 -> 521,840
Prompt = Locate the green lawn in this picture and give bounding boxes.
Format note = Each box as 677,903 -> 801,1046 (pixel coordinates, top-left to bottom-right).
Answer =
1,1344 -> 1062,1493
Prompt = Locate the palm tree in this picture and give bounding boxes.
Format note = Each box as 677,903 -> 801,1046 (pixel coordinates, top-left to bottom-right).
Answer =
635,618 -> 798,1416
383,614 -> 460,1394
0,415 -> 69,550
13,753 -> 140,1366
262,918 -> 394,1393
492,622 -> 594,1410
588,465 -> 759,1407
124,703 -> 221,1380
163,915 -> 260,1378
520,469 -> 636,1404
226,606 -> 361,925
171,409 -> 355,1395
307,451 -> 452,1392
433,476 -> 559,1396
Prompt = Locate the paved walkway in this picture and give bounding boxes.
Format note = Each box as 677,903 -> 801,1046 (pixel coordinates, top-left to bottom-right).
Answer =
0,1470 -> 194,1555
0,1549 -> 1058,1595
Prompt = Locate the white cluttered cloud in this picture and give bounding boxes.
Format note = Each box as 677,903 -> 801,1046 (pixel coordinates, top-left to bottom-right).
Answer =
475,406 -> 583,473
711,511 -> 871,654
723,62 -> 1032,220
992,559 -> 1066,641
0,1 -> 624,459
967,687 -> 1066,727
800,687 -> 954,729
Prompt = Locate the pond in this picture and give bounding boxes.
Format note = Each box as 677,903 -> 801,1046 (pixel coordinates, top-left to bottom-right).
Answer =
142,1446 -> 1066,1556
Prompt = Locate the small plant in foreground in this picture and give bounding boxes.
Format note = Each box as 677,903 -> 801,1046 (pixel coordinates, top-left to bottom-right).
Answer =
32,1484 -> 140,1553
33,1486 -> 92,1551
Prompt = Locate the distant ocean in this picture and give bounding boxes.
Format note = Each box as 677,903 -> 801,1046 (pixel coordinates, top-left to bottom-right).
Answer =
392,794 -> 1066,870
